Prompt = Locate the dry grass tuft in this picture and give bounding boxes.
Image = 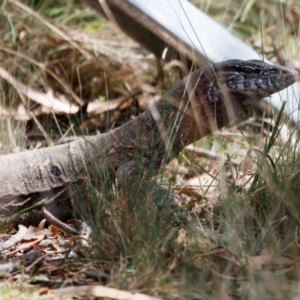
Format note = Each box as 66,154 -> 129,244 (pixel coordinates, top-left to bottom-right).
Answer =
1,0 -> 300,299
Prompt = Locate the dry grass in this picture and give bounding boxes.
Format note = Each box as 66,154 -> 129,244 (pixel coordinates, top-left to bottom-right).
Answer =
1,0 -> 300,299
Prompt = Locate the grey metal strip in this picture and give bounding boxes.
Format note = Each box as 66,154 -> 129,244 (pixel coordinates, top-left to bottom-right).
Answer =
83,0 -> 300,123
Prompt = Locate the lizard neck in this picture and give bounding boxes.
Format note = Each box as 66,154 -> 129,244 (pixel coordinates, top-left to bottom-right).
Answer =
109,68 -> 251,170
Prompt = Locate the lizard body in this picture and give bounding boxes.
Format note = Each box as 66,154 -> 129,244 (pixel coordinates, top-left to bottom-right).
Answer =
0,60 -> 296,226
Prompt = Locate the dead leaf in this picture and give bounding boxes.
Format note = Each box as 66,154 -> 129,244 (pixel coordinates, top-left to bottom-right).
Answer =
23,226 -> 50,241
246,255 -> 294,271
235,149 -> 256,189
237,149 -> 254,175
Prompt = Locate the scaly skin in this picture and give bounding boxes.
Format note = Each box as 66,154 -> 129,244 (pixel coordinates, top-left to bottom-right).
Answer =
0,60 -> 296,226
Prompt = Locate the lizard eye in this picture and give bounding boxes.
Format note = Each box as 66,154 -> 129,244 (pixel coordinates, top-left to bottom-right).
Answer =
243,66 -> 255,75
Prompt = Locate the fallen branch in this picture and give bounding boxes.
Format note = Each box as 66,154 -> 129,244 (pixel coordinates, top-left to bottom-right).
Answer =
0,225 -> 27,252
53,285 -> 163,300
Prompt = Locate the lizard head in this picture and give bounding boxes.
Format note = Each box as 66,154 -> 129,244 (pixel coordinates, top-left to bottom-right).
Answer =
208,59 -> 297,105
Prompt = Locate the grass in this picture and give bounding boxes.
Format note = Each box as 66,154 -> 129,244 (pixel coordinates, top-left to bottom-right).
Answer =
1,0 -> 300,299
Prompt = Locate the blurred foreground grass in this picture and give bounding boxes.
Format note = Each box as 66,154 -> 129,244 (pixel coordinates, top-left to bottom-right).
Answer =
1,0 -> 300,299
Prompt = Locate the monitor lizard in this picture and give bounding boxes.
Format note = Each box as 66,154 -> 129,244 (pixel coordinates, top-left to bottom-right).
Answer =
0,60 -> 296,226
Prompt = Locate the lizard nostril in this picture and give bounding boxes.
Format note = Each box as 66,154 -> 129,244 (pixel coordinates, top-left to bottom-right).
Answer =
280,67 -> 298,77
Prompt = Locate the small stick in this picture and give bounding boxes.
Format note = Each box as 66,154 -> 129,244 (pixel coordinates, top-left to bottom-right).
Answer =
42,207 -> 78,236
